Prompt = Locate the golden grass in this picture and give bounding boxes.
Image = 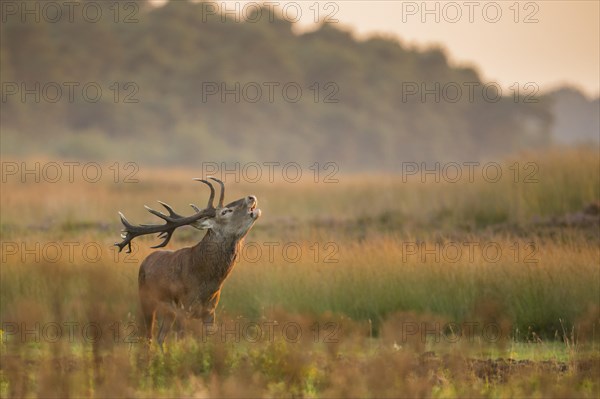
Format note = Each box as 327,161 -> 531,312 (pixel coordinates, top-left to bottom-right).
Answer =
1,147 -> 598,229
0,148 -> 599,397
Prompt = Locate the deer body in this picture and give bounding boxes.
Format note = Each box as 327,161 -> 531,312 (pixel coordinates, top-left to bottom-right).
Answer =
139,231 -> 241,342
116,178 -> 260,348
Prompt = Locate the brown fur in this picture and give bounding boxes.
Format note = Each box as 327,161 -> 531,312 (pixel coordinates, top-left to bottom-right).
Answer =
137,195 -> 260,348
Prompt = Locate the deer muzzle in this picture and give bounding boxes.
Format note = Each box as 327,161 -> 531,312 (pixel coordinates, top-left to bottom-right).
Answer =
247,196 -> 261,219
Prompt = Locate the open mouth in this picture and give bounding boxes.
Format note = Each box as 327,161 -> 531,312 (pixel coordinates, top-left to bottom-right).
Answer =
248,199 -> 260,219
247,198 -> 259,218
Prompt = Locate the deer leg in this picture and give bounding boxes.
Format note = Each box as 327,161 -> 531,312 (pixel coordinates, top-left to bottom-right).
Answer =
174,318 -> 184,340
173,303 -> 187,341
202,291 -> 220,326
145,310 -> 156,346
203,310 -> 215,325
156,304 -> 177,351
139,294 -> 156,345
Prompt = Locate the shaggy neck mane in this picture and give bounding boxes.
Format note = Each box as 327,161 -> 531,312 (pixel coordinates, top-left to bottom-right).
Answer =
190,229 -> 243,279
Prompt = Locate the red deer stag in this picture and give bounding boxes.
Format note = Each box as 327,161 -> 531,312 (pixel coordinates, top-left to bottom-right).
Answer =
115,177 -> 261,348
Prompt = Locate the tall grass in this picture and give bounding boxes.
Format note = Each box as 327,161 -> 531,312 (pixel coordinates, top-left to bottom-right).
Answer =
0,148 -> 599,397
3,235 -> 595,339
221,236 -> 599,335
1,147 -> 598,231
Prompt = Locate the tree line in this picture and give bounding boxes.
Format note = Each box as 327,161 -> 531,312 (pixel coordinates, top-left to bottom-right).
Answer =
0,0 -> 577,170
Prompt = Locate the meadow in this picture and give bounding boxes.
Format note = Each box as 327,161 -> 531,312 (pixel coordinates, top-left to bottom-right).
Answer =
0,148 -> 599,397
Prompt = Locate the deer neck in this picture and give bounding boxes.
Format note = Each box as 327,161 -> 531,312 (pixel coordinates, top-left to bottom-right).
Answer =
191,230 -> 243,281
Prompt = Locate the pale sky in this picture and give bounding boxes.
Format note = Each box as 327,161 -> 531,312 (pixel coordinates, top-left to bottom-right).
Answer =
155,1 -> 600,98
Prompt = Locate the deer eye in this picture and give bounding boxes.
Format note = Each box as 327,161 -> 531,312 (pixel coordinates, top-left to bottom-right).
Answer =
221,209 -> 232,216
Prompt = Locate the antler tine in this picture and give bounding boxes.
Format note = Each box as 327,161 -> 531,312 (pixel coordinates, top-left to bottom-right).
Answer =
209,177 -> 225,208
116,212 -> 135,253
115,178 -> 224,253
193,178 -> 215,209
118,211 -> 132,228
151,231 -> 174,249
114,203 -> 216,253
144,204 -> 171,221
157,201 -> 185,218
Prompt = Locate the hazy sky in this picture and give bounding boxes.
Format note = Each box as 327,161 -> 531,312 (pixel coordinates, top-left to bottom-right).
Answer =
291,1 -> 600,98
158,1 -> 600,98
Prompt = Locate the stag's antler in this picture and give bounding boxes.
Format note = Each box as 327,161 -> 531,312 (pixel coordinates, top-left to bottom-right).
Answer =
115,177 -> 226,253
210,176 -> 225,208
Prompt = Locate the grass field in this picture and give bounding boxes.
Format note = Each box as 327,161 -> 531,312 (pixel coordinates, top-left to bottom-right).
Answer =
1,148 -> 599,397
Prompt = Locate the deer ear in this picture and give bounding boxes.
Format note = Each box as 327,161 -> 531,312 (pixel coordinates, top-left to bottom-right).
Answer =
192,218 -> 215,230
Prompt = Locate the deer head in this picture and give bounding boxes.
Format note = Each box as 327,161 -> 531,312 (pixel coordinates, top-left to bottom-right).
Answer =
115,177 -> 261,253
